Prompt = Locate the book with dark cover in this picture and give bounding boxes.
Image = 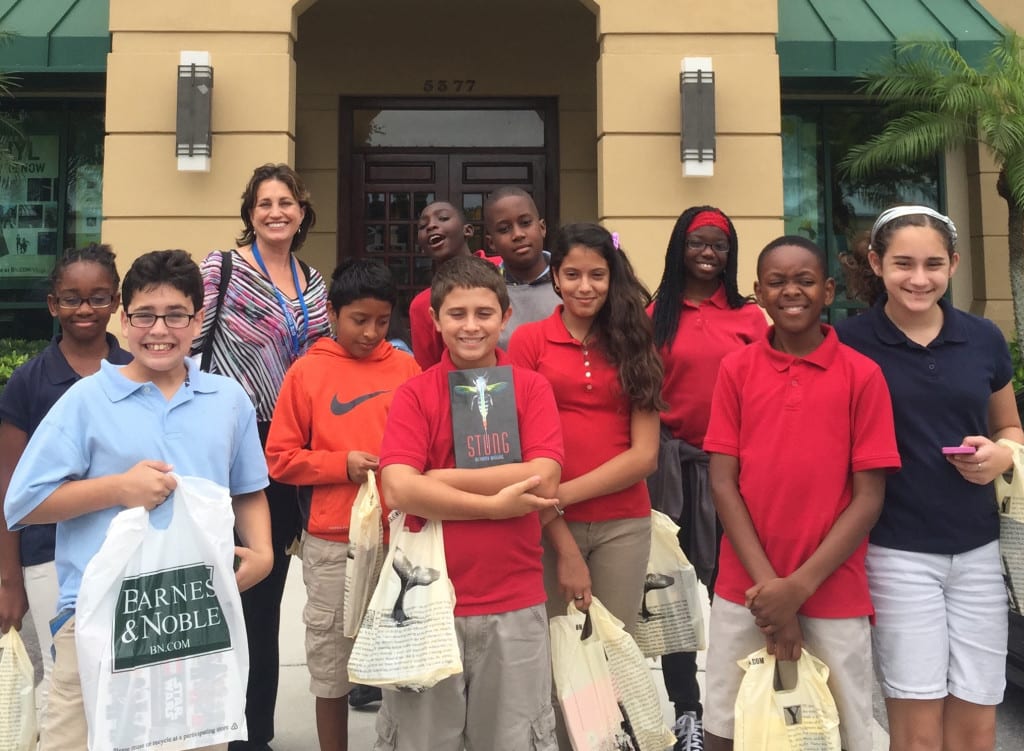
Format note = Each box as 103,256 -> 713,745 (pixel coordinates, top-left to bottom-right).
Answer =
448,365 -> 522,468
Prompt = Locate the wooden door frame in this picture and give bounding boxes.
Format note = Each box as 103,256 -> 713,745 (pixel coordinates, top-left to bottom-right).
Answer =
338,96 -> 560,262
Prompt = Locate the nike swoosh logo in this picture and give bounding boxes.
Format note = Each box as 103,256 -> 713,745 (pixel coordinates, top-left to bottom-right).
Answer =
331,390 -> 389,415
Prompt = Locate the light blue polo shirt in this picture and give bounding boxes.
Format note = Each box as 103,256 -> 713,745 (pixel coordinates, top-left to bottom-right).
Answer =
4,358 -> 268,613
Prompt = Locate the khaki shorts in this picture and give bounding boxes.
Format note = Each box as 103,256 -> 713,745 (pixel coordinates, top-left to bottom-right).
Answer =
374,604 -> 556,751
301,532 -> 356,698
704,598 -> 873,751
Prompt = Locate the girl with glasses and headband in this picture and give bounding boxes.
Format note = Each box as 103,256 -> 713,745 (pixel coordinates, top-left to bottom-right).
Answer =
0,243 -> 132,724
648,206 -> 768,751
837,205 -> 1024,751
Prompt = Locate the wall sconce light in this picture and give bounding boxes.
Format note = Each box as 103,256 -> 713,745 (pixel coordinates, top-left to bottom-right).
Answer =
176,51 -> 213,172
680,57 -> 715,177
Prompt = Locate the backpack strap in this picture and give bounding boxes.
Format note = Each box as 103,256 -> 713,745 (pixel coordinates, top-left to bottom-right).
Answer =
199,250 -> 233,372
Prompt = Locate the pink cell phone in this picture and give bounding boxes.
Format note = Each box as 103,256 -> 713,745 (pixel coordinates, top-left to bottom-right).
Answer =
941,446 -> 977,455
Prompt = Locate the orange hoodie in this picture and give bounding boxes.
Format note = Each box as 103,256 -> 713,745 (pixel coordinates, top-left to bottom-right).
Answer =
266,337 -> 421,542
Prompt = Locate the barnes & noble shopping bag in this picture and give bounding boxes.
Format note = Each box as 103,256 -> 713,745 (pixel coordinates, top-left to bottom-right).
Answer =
348,513 -> 461,691
588,598 -> 676,751
633,511 -> 706,657
734,647 -> 840,751
343,470 -> 385,637
550,602 -> 633,751
75,475 -> 248,751
0,627 -> 36,751
996,438 -> 1024,614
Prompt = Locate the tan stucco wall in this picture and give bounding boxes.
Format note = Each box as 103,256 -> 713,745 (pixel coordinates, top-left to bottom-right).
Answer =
292,0 -> 598,279
591,0 -> 783,295
104,0 -> 303,274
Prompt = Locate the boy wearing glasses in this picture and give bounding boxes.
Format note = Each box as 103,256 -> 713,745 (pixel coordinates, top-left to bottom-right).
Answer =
5,249 -> 273,751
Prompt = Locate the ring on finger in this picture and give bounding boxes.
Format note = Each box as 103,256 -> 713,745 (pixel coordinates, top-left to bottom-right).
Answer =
573,594 -> 584,600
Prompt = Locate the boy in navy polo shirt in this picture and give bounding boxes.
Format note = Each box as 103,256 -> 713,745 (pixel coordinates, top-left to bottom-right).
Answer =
702,236 -> 900,751
379,255 -> 585,751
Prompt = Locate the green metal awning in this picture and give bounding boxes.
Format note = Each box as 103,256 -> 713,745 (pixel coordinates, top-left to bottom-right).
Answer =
778,0 -> 1004,78
0,0 -> 109,73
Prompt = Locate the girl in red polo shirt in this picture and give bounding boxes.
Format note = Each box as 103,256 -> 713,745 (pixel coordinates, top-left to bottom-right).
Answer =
508,222 -> 665,635
648,206 -> 767,750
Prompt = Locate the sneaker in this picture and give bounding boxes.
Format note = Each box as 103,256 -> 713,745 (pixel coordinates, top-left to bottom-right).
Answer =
348,683 -> 383,709
672,711 -> 704,751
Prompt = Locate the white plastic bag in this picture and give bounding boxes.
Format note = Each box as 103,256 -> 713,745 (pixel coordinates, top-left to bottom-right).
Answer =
996,438 -> 1024,614
588,598 -> 676,751
550,602 -> 633,751
343,470 -> 385,637
76,475 -> 249,751
633,510 -> 706,656
347,513 -> 462,691
0,627 -> 36,751
734,647 -> 840,751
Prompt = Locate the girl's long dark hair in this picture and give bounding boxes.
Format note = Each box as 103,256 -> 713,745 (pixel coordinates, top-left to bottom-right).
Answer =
552,223 -> 667,412
651,205 -> 746,349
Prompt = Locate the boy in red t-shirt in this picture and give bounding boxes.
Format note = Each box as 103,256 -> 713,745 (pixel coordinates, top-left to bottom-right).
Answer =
265,259 -> 420,751
379,255 -> 586,751
409,201 -> 501,369
702,236 -> 900,751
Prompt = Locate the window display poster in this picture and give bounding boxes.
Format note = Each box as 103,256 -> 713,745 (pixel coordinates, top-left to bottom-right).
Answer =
0,135 -> 60,277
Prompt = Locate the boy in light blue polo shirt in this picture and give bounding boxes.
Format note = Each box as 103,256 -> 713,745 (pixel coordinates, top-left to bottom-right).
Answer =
4,249 -> 273,751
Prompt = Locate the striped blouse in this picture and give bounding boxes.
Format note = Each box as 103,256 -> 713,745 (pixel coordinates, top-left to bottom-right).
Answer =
192,249 -> 331,423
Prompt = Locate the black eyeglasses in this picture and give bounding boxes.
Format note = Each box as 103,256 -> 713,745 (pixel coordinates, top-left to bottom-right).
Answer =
686,239 -> 730,254
56,294 -> 114,309
125,312 -> 196,329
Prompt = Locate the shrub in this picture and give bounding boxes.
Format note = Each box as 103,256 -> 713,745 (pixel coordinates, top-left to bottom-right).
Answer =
0,338 -> 48,392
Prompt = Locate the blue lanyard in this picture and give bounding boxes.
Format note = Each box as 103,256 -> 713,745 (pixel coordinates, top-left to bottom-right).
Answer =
251,241 -> 310,359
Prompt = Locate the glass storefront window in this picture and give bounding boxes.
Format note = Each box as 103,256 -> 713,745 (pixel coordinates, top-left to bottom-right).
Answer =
0,103 -> 103,339
781,102 -> 942,320
353,109 -> 545,148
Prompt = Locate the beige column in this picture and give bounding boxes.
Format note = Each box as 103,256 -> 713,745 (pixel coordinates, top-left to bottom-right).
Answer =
588,0 -> 783,293
103,0 -> 312,270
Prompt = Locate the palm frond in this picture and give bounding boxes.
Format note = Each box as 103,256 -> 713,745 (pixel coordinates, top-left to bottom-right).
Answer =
841,111 -> 972,179
1005,150 -> 1024,214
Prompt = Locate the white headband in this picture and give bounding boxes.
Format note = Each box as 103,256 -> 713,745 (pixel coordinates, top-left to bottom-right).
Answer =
869,205 -> 958,248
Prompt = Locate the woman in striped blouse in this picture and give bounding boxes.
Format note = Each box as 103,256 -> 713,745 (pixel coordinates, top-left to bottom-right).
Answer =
191,162 -> 330,751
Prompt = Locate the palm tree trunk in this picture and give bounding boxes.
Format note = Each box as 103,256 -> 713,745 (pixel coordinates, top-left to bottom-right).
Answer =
1008,201 -> 1024,349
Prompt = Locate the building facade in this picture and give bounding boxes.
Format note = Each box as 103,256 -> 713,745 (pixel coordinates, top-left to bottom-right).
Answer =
2,0 -> 1022,338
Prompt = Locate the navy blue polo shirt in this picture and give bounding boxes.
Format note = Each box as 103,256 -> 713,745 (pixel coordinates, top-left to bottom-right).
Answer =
0,334 -> 132,566
836,297 -> 1012,554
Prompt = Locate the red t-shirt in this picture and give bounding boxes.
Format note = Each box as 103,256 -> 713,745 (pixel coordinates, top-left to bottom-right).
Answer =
409,251 -> 503,370
704,325 -> 900,618
379,349 -> 564,616
651,288 -> 767,448
508,309 -> 650,522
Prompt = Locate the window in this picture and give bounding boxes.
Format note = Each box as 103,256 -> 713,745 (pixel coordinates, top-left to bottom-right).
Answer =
0,103 -> 104,338
781,102 -> 942,320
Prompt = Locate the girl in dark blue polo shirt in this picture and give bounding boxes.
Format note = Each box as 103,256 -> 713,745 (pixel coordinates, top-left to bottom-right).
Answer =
0,243 -> 131,719
837,206 -> 1023,751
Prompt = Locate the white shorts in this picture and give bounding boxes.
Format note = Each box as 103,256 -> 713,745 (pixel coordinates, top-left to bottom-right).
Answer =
704,598 -> 873,751
867,541 -> 1007,705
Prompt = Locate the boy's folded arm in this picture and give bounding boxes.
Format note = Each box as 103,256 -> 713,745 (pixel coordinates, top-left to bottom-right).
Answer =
558,408 -> 659,508
232,490 -> 273,593
20,459 -> 177,525
382,462 -> 558,520
709,453 -> 777,585
424,457 -> 561,498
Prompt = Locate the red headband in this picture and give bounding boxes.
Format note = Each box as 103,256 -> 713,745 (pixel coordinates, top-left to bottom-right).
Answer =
687,210 -> 731,237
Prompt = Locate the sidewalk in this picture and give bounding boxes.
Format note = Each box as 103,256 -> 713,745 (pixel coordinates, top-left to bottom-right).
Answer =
271,556 -> 890,750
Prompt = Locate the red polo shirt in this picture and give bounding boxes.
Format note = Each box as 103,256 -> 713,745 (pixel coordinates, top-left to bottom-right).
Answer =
409,251 -> 503,370
704,325 -> 900,618
651,288 -> 767,448
508,309 -> 650,522
380,349 -> 564,616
